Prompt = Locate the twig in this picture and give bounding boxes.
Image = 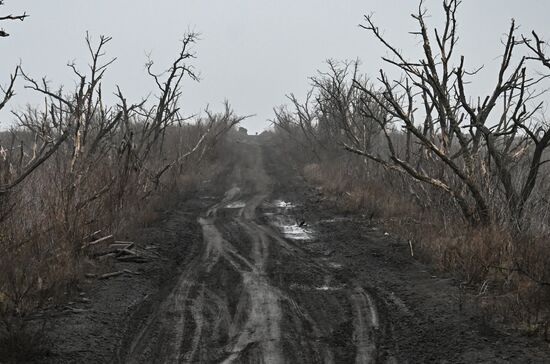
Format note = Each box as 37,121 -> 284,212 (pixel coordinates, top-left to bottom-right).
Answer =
98,271 -> 124,280
83,234 -> 114,249
408,240 -> 414,257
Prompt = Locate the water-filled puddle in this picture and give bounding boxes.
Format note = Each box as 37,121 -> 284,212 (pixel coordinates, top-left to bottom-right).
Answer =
273,200 -> 294,208
263,199 -> 314,240
263,200 -> 295,209
225,201 -> 246,209
318,258 -> 344,270
289,283 -> 346,291
272,216 -> 313,240
320,217 -> 354,224
315,284 -> 345,291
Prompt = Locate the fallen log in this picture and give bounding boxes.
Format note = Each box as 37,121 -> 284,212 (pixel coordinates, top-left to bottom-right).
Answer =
83,234 -> 114,249
110,242 -> 135,250
83,230 -> 102,241
116,248 -> 137,257
93,245 -> 135,258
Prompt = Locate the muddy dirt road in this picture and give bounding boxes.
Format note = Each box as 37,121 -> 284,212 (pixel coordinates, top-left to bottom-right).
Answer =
118,138 -> 384,363
45,136 -> 550,363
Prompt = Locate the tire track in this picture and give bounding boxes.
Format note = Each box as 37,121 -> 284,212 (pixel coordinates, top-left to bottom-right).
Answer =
352,287 -> 379,363
123,260 -> 199,364
120,140 -> 382,363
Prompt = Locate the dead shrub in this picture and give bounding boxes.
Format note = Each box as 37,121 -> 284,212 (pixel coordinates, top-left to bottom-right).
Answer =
0,31 -> 243,358
296,138 -> 550,335
272,0 -> 550,334
303,160 -> 416,218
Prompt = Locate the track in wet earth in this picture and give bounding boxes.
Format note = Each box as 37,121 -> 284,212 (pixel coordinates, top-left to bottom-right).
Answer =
118,139 -> 389,363
95,136 -> 550,364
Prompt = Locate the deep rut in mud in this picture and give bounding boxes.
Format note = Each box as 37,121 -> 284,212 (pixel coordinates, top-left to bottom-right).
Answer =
119,140 -> 386,363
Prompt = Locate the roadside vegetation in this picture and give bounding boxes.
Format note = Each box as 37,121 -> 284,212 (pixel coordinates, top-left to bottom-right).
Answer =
273,0 -> 550,338
0,2 -> 243,361
2,0 -> 550,360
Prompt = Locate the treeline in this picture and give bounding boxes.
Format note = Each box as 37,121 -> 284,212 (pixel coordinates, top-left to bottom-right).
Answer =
273,0 -> 550,336
0,4 -> 243,358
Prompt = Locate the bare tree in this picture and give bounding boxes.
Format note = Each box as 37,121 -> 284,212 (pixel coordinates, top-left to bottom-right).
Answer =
0,0 -> 28,109
0,28 -> 245,345
273,59 -> 379,164
343,0 -> 549,229
0,2 -> 62,197
0,0 -> 28,38
16,33 -> 226,232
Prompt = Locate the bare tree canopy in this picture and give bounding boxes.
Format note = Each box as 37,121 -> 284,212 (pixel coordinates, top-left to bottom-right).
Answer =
0,0 -> 28,110
0,0 -> 28,37
338,0 -> 550,230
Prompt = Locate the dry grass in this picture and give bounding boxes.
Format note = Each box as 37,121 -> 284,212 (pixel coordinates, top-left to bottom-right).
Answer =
303,161 -> 417,218
302,157 -> 550,336
0,31 -> 246,358
0,123 -> 237,359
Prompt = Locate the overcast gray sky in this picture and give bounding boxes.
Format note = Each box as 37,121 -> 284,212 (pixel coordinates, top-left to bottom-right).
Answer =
1,1 -> 548,133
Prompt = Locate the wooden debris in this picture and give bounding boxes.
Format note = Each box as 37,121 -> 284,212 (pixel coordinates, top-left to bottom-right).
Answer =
83,230 -> 102,241
89,234 -> 114,246
116,248 -> 137,257
99,271 -> 124,280
89,238 -> 156,264
82,234 -> 114,250
110,242 -> 135,250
